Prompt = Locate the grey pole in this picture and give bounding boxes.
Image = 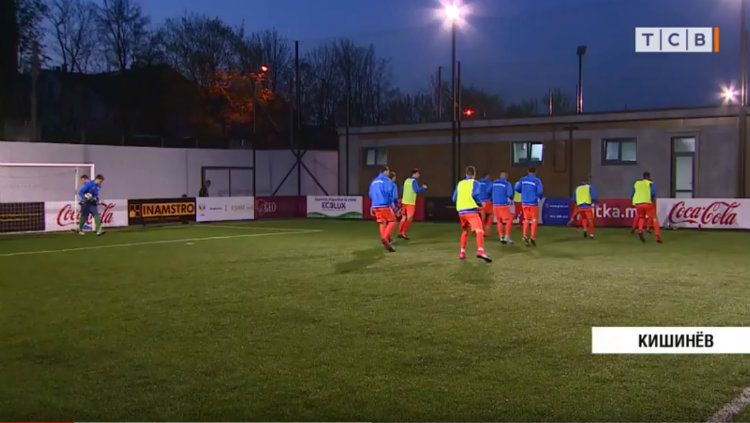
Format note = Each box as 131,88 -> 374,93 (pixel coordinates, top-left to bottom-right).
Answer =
451,23 -> 457,186
740,0 -> 748,197
457,60 -> 462,172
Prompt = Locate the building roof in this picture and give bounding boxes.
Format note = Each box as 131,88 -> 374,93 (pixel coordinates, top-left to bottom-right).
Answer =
340,106 -> 742,136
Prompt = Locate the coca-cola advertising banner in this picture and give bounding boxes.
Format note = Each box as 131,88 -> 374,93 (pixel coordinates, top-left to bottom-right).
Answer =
254,196 -> 306,219
44,200 -> 128,232
657,198 -> 750,229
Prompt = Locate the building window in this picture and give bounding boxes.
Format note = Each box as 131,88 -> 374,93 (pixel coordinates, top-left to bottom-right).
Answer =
602,138 -> 637,164
512,142 -> 543,165
364,147 -> 387,166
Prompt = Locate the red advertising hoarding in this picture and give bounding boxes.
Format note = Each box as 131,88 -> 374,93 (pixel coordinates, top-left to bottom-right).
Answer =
591,198 -> 638,227
254,196 -> 306,219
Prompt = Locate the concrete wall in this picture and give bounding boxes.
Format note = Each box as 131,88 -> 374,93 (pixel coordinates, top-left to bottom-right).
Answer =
586,122 -> 738,197
0,141 -> 337,202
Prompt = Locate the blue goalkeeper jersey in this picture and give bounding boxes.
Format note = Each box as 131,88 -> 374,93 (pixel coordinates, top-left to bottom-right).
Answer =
78,180 -> 101,203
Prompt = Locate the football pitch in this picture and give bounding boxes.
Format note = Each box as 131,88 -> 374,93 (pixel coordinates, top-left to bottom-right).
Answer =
1,219 -> 749,421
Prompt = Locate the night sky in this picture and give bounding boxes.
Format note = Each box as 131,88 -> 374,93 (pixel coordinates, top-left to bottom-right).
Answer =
140,0 -> 745,112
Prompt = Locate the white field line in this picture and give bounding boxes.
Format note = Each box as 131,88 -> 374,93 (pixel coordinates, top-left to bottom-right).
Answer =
196,224 -> 304,231
0,229 -> 322,258
707,385 -> 750,422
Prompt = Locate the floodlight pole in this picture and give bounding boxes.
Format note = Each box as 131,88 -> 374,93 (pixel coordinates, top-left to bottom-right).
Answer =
576,45 -> 587,114
451,22 -> 457,186
436,66 -> 443,120
457,60 -> 462,172
740,0 -> 749,197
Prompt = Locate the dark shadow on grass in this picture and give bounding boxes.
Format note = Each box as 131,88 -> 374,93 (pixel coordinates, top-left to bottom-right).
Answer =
399,227 -> 453,248
451,259 -> 495,287
334,247 -> 386,274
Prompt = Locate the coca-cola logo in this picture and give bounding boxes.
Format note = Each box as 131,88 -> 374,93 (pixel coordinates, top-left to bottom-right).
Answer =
668,201 -> 740,227
56,202 -> 116,227
255,199 -> 278,217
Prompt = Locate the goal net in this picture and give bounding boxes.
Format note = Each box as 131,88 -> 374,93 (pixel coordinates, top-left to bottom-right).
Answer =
0,163 -> 95,233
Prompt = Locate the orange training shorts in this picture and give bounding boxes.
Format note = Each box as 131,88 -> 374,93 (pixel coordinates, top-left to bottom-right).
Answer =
493,205 -> 512,222
521,205 -> 539,220
459,212 -> 484,232
401,204 -> 416,219
373,207 -> 396,223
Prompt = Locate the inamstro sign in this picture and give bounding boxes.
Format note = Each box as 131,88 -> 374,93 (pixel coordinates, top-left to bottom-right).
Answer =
128,197 -> 196,224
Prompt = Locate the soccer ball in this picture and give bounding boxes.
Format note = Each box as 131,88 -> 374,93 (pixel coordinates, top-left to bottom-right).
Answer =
84,193 -> 93,201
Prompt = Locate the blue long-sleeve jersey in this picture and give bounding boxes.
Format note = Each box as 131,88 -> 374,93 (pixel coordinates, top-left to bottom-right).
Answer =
78,180 -> 101,203
476,177 -> 492,202
452,177 -> 484,214
408,178 -> 426,194
515,174 -> 544,205
369,173 -> 395,208
389,180 -> 399,206
491,177 -> 514,206
572,184 -> 598,209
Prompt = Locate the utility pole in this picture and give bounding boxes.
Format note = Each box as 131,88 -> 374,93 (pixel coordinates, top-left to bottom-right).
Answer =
451,23 -> 457,187
740,0 -> 749,197
548,88 -> 554,116
564,126 -> 578,196
345,71 -> 351,195
295,40 -> 301,196
436,66 -> 443,120
576,45 -> 587,114
31,42 -> 40,139
457,60 -> 462,173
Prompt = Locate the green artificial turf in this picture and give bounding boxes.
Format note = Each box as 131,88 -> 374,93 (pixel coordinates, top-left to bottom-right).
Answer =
1,220 -> 748,421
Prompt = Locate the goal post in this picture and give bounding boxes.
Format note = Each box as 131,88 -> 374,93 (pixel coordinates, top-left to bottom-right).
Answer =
0,163 -> 96,233
0,162 -> 96,203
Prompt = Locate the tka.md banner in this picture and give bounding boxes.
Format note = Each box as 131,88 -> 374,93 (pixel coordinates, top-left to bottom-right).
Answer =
657,198 -> 750,229
541,198 -> 635,227
591,199 -> 637,227
307,196 -> 363,219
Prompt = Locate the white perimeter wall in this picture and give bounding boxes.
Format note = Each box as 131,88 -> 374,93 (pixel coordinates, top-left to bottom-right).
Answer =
0,141 -> 337,202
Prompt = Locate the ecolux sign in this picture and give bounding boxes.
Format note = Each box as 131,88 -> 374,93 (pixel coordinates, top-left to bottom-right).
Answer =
635,27 -> 719,53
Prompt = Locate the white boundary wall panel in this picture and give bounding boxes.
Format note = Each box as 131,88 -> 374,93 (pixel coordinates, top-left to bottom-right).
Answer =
0,142 -> 338,201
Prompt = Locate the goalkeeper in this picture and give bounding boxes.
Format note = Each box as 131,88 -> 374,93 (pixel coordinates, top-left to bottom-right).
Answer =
77,174 -> 105,236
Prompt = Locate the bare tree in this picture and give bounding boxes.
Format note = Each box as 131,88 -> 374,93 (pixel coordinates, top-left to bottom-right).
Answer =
542,88 -> 574,115
158,13 -> 243,86
16,0 -> 47,70
45,0 -> 97,73
301,39 -> 391,127
95,0 -> 148,72
249,30 -> 292,94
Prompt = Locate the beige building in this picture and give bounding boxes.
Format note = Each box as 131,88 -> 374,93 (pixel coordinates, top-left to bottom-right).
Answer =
339,107 -> 750,200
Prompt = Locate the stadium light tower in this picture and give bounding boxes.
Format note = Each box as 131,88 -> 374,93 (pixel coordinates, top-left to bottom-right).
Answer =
576,45 -> 587,114
721,85 -> 739,104
441,1 -> 467,185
